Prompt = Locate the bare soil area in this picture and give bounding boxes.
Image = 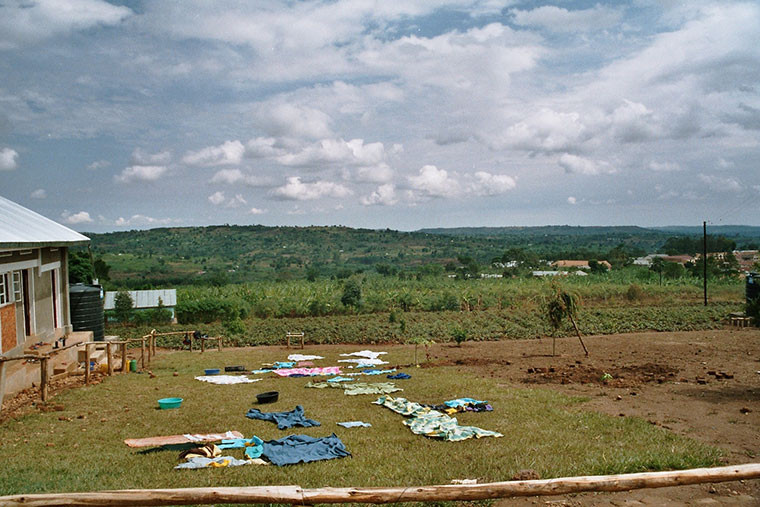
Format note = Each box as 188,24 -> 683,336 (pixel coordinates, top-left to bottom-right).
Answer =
425,328 -> 760,505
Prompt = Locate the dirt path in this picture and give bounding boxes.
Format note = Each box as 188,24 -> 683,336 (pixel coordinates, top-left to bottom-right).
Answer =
424,328 -> 760,505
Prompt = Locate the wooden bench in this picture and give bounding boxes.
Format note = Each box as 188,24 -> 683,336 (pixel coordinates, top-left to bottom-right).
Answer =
286,332 -> 304,349
730,315 -> 754,328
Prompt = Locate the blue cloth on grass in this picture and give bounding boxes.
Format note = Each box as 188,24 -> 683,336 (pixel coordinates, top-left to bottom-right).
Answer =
387,373 -> 411,379
218,436 -> 264,459
245,405 -> 321,430
444,397 -> 487,408
337,421 -> 371,428
262,433 -> 350,466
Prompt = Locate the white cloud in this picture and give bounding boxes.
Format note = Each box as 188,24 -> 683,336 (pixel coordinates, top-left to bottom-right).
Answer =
130,148 -> 171,166
495,109 -> 590,153
61,211 -> 93,224
271,176 -> 352,201
249,207 -> 266,215
468,171 -> 516,196
558,154 -> 616,175
87,160 -> 110,171
698,174 -> 742,193
0,147 -> 18,170
0,0 -> 132,49
567,196 -> 577,205
115,165 -> 168,183
30,188 -> 47,199
209,168 -> 270,187
408,165 -> 460,198
277,138 -> 388,172
183,140 -> 244,166
208,191 -> 226,206
258,104 -> 333,140
648,161 -> 682,172
510,5 -> 622,33
208,191 -> 247,208
609,100 -> 658,143
114,214 -> 174,227
349,164 -> 395,184
245,137 -> 284,158
360,184 -> 398,206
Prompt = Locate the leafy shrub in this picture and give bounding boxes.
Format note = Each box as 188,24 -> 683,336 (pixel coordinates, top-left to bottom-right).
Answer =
176,297 -> 249,324
428,291 -> 459,311
746,297 -> 760,324
223,317 -> 246,337
341,279 -> 362,308
626,284 -> 645,301
451,326 -> 468,346
114,291 -> 134,323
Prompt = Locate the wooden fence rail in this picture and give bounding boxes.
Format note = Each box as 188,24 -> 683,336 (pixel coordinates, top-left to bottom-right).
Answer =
1,329 -> 221,411
0,463 -> 757,506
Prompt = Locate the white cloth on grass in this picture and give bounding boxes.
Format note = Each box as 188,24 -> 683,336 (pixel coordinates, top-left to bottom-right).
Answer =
339,350 -> 387,360
287,354 -> 324,361
195,375 -> 261,385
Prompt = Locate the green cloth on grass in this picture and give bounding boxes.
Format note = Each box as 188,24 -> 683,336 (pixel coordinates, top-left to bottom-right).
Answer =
374,395 -> 502,442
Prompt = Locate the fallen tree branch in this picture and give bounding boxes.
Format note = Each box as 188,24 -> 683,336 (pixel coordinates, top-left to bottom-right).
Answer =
0,463 -> 758,506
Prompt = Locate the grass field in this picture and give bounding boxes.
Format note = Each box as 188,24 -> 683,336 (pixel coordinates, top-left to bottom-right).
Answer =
0,345 -> 721,496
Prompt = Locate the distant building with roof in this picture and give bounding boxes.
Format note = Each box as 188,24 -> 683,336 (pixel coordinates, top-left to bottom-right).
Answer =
104,289 -> 177,321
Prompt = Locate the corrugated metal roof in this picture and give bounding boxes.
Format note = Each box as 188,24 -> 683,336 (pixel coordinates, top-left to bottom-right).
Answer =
0,195 -> 90,248
104,290 -> 177,310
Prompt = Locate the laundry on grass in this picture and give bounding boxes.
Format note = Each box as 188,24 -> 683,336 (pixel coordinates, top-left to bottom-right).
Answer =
178,444 -> 221,460
175,456 -> 266,469
387,373 -> 411,380
338,358 -> 389,367
339,350 -> 388,360
374,395 -> 503,442
337,421 -> 372,428
287,354 -> 324,361
262,433 -> 350,466
245,405 -> 321,429
326,376 -> 354,383
218,436 -> 264,459
305,381 -> 402,395
273,366 -> 342,377
195,375 -> 261,385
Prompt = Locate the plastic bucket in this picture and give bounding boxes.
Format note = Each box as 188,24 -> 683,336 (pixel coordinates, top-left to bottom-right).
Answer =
129,359 -> 137,372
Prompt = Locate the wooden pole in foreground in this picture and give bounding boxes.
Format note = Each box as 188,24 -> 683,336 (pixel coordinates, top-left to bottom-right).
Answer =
1,463 -> 758,506
84,345 -> 90,385
39,358 -> 49,402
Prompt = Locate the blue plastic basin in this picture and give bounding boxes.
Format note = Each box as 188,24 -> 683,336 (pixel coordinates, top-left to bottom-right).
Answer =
157,397 -> 183,409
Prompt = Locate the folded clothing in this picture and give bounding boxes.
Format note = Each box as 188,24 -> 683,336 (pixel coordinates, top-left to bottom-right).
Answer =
218,436 -> 264,459
245,405 -> 321,430
262,433 -> 350,466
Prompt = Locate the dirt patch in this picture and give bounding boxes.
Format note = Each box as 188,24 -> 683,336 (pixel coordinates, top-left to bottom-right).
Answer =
425,328 -> 760,505
0,373 -> 106,423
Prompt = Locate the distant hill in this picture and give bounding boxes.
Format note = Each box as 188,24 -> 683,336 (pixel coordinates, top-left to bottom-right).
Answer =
79,224 -> 760,288
651,225 -> 760,239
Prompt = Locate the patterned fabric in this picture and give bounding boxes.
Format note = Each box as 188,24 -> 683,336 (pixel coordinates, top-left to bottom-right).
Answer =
305,381 -> 401,396
374,395 -> 502,442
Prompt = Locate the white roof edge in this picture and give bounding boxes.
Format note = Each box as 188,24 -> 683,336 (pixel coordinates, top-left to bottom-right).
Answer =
0,195 -> 90,247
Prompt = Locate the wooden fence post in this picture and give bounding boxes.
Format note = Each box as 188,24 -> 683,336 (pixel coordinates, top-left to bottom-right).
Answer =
218,336 -> 223,352
151,330 -> 157,357
0,361 -> 7,414
40,357 -> 49,402
141,338 -> 146,368
120,342 -> 128,372
84,344 -> 91,385
200,337 -> 205,353
107,343 -> 114,376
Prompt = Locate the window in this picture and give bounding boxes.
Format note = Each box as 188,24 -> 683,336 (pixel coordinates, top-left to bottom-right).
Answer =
0,272 -> 11,305
12,271 -> 22,303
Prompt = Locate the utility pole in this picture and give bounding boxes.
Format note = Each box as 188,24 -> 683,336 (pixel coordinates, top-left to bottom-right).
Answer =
703,221 -> 708,306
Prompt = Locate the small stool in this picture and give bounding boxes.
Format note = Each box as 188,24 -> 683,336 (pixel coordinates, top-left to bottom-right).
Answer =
286,332 -> 304,349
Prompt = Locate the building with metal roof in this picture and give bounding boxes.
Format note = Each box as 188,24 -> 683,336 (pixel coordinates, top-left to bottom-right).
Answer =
0,196 -> 91,403
0,195 -> 89,249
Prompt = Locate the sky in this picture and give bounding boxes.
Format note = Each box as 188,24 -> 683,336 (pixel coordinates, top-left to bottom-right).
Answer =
1,0 -> 759,233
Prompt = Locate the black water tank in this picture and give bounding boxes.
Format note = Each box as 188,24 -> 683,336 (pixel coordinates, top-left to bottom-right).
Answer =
69,284 -> 104,341
748,272 -> 759,303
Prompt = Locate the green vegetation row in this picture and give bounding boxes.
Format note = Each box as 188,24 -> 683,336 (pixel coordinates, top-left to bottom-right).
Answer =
166,272 -> 741,323
112,301 -> 740,348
